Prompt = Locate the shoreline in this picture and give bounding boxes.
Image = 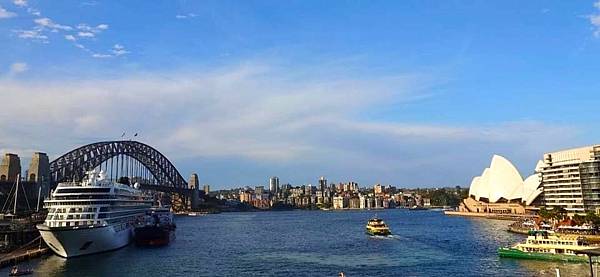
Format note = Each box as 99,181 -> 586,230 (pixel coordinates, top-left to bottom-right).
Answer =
444,211 -> 537,221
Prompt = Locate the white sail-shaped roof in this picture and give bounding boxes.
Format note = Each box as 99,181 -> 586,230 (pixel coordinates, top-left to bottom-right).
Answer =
468,176 -> 481,200
523,174 -> 542,205
487,155 -> 524,203
468,155 -> 542,204
477,168 -> 491,201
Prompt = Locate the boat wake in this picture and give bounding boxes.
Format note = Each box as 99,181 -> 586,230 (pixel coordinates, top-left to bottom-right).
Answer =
369,234 -> 400,240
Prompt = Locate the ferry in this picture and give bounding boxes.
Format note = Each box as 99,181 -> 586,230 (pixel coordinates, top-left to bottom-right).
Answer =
134,207 -> 176,246
37,170 -> 153,258
498,230 -> 599,263
366,217 -> 391,236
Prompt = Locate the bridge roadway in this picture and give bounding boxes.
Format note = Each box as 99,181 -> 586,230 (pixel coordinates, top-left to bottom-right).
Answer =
138,183 -> 196,195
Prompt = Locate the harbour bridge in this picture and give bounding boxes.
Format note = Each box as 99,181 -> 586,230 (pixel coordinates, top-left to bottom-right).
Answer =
48,140 -> 201,211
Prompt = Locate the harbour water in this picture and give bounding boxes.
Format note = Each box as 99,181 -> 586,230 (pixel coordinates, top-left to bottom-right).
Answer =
2,209 -> 592,276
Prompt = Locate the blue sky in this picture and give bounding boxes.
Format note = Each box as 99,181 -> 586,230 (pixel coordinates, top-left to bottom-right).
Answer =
1,0 -> 600,189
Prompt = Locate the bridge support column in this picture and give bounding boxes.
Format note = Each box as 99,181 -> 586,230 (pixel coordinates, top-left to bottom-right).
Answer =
191,189 -> 199,210
189,173 -> 200,211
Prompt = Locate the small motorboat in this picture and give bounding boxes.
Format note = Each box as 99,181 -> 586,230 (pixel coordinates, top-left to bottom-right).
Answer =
9,266 -> 33,276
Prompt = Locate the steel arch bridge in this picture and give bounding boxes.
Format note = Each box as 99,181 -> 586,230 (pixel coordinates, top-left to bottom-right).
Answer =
49,140 -> 188,190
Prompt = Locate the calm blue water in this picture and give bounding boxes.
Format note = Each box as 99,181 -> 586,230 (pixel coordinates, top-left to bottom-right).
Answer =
2,209 -> 592,276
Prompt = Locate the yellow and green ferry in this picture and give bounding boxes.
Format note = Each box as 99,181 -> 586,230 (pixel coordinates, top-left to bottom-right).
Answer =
498,230 -> 599,263
366,217 -> 391,236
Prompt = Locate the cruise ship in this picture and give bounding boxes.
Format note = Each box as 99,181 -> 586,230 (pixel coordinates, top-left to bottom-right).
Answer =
37,170 -> 153,258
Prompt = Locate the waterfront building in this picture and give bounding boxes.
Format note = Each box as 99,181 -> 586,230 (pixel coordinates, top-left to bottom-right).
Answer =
374,184 -> 383,195
541,145 -> 600,213
465,155 -> 542,210
349,196 -> 360,209
269,176 -> 279,194
0,153 -> 21,182
359,195 -> 367,209
375,197 -> 383,209
239,191 -> 252,203
255,186 -> 265,195
336,183 -> 344,192
316,191 -> 324,205
305,184 -> 314,196
423,198 -> 431,207
204,184 -> 210,194
332,196 -> 346,209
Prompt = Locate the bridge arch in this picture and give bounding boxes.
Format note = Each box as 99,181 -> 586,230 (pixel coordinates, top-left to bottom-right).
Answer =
49,141 -> 187,189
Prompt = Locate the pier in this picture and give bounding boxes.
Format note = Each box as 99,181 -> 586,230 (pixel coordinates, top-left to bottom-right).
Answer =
0,236 -> 48,268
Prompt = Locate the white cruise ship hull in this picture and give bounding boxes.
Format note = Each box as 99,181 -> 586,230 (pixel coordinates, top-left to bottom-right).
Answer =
38,225 -> 132,258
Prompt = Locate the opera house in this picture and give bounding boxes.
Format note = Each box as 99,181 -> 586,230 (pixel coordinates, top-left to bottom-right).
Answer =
459,155 -> 543,215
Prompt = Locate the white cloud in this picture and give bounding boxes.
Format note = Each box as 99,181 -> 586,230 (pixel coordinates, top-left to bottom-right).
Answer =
92,53 -> 111,58
81,1 -> 98,6
64,34 -> 76,41
34,17 -> 72,31
13,0 -> 27,7
175,13 -> 197,19
8,62 -> 28,75
590,1 -> 600,37
111,44 -> 129,56
0,63 -> 580,185
14,29 -> 48,41
78,31 -> 95,38
0,5 -> 17,18
76,23 -> 108,34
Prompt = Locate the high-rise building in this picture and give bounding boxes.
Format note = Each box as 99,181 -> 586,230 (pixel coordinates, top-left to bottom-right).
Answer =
269,176 -> 279,194
0,153 -> 21,182
305,184 -> 314,196
541,145 -> 600,213
318,176 -> 327,192
203,185 -> 210,194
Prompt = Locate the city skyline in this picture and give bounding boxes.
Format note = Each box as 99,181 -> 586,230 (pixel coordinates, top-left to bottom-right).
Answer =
2,1 -> 600,189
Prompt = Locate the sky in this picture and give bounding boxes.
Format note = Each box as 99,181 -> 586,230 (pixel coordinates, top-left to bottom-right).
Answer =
1,1 -> 600,189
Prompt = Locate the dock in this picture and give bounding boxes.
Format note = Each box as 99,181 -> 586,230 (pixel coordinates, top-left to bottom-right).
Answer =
0,236 -> 49,268
0,247 -> 49,268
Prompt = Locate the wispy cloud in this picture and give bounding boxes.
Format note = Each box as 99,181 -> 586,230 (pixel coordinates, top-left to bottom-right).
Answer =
8,62 -> 28,75
0,5 -> 17,18
78,31 -> 95,38
81,1 -> 98,7
34,17 -> 72,31
14,29 -> 48,42
10,3 -> 119,58
175,13 -> 197,19
589,1 -> 600,37
13,0 -> 27,7
91,44 -> 130,58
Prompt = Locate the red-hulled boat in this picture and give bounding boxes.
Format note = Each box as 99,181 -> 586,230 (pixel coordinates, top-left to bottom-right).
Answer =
134,207 -> 176,246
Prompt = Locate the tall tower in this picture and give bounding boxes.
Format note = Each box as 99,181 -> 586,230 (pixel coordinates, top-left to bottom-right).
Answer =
269,176 -> 279,194
28,152 -> 50,183
0,153 -> 21,182
319,176 -> 327,192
